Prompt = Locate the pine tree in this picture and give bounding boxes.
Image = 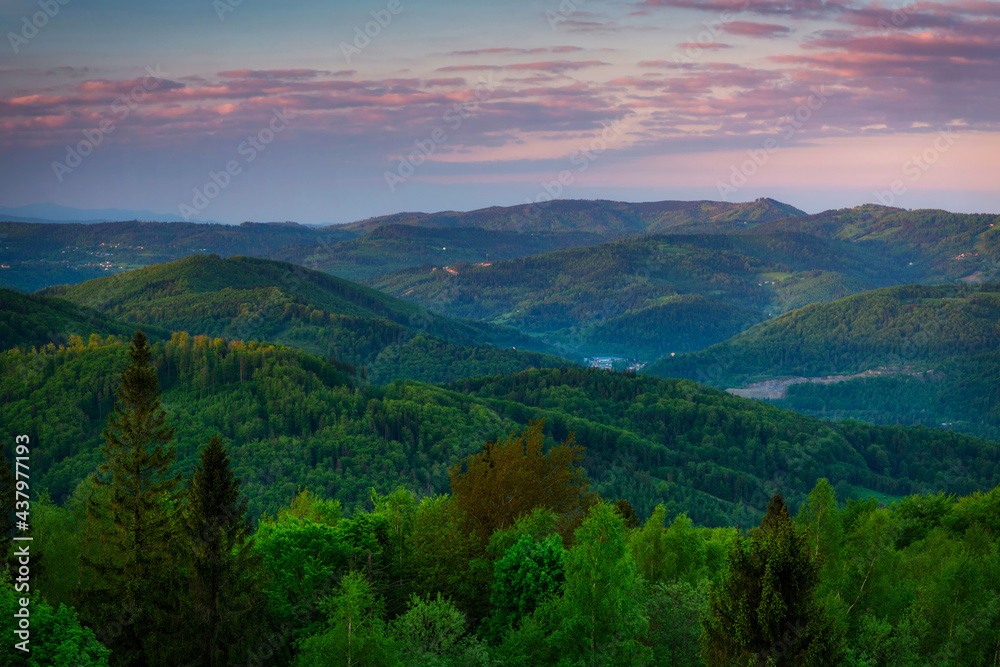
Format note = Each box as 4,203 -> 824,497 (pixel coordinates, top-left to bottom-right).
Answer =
176,434 -> 266,667
700,494 -> 845,667
77,330 -> 181,667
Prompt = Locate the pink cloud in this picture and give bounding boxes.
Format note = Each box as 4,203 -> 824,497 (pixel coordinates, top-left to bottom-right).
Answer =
677,41 -> 732,49
448,46 -> 584,56
722,21 -> 793,37
640,0 -> 843,18
218,69 -> 332,80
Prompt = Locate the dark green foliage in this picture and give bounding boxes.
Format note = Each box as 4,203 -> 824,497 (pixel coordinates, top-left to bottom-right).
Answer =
0,444 -> 13,571
174,435 -> 267,666
34,254 -> 569,383
643,581 -> 708,667
701,494 -> 845,666
77,330 -> 181,667
0,288 -> 171,352
647,283 -> 1000,439
5,337 -> 1000,531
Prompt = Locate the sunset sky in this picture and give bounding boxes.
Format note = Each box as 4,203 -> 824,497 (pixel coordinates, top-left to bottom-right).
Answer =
1,0 -> 997,224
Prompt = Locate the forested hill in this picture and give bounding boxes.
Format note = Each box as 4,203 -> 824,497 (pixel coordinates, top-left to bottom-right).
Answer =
0,219 -> 356,292
0,198 -> 801,292
341,197 -> 804,234
267,224 -> 610,282
366,231 -> 905,359
747,204 -> 1000,283
30,255 -> 572,383
645,284 -> 1000,439
0,288 -> 172,350
3,335 -> 999,530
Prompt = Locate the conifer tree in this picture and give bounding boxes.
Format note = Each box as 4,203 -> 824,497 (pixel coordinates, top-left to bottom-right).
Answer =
700,494 -> 845,667
77,330 -> 181,667
176,434 -> 266,667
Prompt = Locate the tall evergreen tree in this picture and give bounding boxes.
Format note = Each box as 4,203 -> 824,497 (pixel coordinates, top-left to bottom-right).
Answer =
700,494 -> 845,667
176,434 -> 266,667
77,330 -> 181,667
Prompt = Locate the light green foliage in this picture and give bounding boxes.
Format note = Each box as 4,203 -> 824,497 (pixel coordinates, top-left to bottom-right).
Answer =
663,513 -> 708,585
631,504 -> 670,585
631,506 -> 708,587
486,507 -> 561,560
556,502 -> 652,666
0,572 -> 111,666
254,516 -> 355,646
484,534 -> 565,642
796,479 -> 843,577
294,571 -> 399,667
275,487 -> 343,526
392,593 -> 493,667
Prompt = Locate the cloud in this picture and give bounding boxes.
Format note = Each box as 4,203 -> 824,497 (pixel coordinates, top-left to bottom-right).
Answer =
438,60 -> 610,74
218,69 -> 334,80
447,46 -> 584,56
677,41 -> 732,49
722,21 -> 793,37
639,0 -> 844,18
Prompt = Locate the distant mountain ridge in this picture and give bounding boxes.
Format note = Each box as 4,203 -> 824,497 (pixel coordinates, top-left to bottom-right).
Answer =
339,197 -> 806,234
0,203 -> 218,224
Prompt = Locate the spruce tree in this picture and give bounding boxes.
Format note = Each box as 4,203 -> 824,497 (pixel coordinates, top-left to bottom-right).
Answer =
700,494 -> 845,666
176,434 -> 266,667
78,330 -> 181,667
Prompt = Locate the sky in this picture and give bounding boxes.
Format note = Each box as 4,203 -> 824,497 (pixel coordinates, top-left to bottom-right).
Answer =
0,0 -> 998,224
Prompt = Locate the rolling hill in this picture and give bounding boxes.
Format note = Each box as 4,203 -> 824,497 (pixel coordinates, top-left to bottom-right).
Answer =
644,283 -> 1000,439
3,334 -> 998,530
746,204 -> 1000,283
0,198 -> 802,292
365,231 -> 907,360
33,254 -> 573,383
267,224 -> 610,282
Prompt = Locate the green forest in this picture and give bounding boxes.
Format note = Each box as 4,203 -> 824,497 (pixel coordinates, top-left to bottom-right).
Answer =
645,284 -> 1000,440
2,202 -> 1000,665
4,331 -> 1000,666
22,255 -> 571,384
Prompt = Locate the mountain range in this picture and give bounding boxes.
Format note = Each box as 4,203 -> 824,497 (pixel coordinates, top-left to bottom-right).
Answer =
3,196 -> 999,482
